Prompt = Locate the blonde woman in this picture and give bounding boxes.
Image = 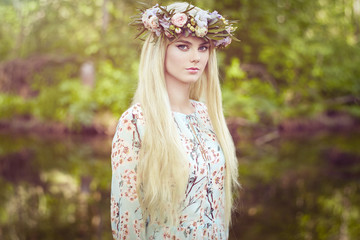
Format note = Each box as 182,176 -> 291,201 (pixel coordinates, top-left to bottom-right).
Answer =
111,2 -> 239,239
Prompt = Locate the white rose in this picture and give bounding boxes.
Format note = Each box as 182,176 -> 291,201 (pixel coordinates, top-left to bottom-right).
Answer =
195,26 -> 208,37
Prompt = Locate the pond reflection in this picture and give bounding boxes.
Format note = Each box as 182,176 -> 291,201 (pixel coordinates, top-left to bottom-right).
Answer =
230,131 -> 360,240
0,133 -> 112,240
0,131 -> 359,240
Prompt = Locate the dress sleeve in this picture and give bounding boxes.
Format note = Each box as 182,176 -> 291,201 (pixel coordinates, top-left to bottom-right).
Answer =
111,108 -> 145,239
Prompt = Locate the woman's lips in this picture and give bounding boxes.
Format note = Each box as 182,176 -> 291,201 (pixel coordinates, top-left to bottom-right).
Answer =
186,67 -> 200,74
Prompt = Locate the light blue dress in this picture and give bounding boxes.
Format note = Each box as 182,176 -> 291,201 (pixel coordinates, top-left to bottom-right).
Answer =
111,100 -> 227,239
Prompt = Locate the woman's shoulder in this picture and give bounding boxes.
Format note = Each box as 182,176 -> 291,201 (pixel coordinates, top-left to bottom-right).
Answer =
118,103 -> 145,126
191,100 -> 213,127
191,99 -> 208,113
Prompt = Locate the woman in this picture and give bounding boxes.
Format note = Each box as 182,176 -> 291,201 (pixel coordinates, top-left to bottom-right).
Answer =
111,2 -> 239,239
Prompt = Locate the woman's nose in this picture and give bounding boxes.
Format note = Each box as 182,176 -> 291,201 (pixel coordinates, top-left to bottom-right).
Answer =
190,50 -> 200,63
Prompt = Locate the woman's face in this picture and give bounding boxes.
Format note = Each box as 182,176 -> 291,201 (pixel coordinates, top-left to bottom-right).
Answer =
164,35 -> 210,85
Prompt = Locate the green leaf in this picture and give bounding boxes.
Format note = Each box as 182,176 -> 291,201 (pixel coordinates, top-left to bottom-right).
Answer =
208,18 -> 219,25
134,28 -> 146,39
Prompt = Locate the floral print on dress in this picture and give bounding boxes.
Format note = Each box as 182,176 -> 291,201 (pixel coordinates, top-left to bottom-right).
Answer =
111,100 -> 227,239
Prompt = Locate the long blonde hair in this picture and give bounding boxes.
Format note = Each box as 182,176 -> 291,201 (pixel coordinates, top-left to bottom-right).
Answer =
132,2 -> 239,227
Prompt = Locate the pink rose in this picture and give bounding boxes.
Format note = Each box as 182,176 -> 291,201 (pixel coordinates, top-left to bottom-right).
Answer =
148,15 -> 160,31
171,13 -> 188,28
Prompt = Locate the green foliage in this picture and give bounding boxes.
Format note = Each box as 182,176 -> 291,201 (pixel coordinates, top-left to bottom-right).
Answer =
32,79 -> 96,128
218,0 -> 360,122
223,58 -> 280,124
0,94 -> 30,118
0,59 -> 137,130
0,0 -> 359,126
93,60 -> 137,116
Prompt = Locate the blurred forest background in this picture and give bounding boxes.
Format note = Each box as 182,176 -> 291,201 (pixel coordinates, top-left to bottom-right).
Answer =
0,0 -> 359,239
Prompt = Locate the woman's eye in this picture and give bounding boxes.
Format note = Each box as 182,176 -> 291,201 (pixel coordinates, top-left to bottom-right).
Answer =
177,45 -> 188,50
199,46 -> 209,51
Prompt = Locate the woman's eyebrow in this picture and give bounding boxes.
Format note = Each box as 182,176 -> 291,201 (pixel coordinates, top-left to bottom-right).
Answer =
175,40 -> 210,46
175,40 -> 192,45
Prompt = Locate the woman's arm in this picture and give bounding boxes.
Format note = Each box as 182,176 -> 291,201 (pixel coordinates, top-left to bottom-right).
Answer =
111,107 -> 144,239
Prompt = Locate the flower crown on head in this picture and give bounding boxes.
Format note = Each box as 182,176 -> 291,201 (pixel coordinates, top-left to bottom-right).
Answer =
131,3 -> 239,48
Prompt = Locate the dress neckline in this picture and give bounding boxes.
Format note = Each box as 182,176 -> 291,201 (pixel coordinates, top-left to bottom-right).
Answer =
172,100 -> 197,117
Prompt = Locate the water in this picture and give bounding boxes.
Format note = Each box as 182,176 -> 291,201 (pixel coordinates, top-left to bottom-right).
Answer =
0,131 -> 359,240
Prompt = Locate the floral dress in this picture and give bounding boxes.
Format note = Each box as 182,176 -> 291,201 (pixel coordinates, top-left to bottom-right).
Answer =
111,100 -> 227,239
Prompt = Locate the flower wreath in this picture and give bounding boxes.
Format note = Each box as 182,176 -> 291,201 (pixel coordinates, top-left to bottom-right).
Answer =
131,3 -> 239,48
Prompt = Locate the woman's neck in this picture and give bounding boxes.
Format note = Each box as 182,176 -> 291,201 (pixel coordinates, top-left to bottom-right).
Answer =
165,79 -> 195,115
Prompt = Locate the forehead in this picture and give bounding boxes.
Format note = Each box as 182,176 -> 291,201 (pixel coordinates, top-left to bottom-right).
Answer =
173,35 -> 209,45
